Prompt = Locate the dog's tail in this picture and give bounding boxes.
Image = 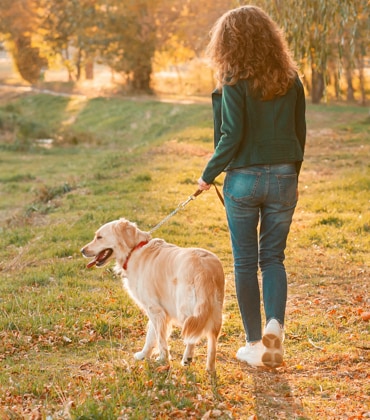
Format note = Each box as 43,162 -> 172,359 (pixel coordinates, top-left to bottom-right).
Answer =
181,274 -> 223,344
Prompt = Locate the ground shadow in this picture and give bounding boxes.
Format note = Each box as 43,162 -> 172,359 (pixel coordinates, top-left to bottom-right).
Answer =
250,368 -> 309,419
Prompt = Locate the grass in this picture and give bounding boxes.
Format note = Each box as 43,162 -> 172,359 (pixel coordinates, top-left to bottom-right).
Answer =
0,86 -> 369,419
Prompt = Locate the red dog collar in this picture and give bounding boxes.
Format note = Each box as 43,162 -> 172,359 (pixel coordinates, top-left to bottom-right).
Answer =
123,241 -> 149,270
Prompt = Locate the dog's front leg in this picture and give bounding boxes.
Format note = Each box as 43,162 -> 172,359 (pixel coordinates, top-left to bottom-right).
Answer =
181,343 -> 195,366
134,320 -> 156,361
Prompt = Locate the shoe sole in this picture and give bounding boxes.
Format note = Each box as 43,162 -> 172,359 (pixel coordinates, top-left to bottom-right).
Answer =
262,333 -> 283,368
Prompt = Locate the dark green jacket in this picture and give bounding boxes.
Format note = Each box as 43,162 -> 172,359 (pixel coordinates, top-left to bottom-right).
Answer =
201,76 -> 306,184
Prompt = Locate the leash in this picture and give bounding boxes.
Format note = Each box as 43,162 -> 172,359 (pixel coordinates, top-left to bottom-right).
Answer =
148,184 -> 224,235
213,183 -> 225,207
148,189 -> 202,234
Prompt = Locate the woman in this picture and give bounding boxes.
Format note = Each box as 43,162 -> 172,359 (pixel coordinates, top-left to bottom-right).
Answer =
197,5 -> 306,368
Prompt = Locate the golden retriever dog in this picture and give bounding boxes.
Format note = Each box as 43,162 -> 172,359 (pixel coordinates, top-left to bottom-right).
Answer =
81,218 -> 225,372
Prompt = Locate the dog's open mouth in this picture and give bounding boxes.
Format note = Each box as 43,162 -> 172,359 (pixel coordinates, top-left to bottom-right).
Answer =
86,248 -> 113,268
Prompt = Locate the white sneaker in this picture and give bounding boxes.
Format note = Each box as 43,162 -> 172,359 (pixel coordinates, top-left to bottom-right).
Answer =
236,341 -> 265,367
262,319 -> 284,368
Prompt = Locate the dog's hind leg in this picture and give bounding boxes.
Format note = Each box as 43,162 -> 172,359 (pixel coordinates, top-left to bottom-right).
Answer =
148,308 -> 170,363
134,320 -> 157,360
181,343 -> 195,366
206,332 -> 217,372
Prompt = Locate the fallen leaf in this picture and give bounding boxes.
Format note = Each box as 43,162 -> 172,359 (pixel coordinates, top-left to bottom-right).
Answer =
155,364 -> 170,373
295,364 -> 304,370
361,312 -> 370,322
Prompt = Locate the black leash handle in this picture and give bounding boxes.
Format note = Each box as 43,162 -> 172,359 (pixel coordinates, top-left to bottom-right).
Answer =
213,183 -> 225,207
192,189 -> 203,198
193,185 -> 224,206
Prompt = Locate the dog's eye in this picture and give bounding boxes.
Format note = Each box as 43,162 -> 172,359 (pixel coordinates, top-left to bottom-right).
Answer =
96,235 -> 102,240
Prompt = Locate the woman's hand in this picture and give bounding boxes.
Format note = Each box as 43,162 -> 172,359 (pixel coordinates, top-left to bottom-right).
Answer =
197,178 -> 212,191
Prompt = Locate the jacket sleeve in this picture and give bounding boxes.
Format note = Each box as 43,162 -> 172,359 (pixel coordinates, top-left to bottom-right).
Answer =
295,77 -> 306,176
202,83 -> 245,184
212,89 -> 222,148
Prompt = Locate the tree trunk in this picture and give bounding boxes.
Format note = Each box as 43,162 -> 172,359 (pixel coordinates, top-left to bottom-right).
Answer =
175,64 -> 183,90
132,61 -> 152,92
333,71 -> 340,100
346,66 -> 355,102
65,48 -> 73,82
76,48 -> 82,81
311,67 -> 324,104
357,55 -> 367,106
85,59 -> 94,80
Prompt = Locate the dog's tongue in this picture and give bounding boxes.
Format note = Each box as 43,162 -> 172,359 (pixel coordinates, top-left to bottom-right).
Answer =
86,258 -> 97,268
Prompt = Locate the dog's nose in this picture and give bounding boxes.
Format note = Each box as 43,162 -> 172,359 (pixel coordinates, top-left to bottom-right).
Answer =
81,248 -> 86,255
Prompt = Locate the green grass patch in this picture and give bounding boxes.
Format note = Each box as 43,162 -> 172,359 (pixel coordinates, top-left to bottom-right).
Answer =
0,90 -> 368,419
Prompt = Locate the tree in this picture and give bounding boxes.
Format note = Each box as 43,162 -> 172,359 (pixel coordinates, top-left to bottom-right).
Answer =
158,0 -> 234,57
340,0 -> 369,105
98,0 -> 233,92
39,0 -> 100,81
0,0 -> 47,84
240,0 -> 369,104
95,0 -> 169,92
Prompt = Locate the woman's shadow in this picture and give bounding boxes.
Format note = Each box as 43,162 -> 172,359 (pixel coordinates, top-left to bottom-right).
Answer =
249,367 -> 309,419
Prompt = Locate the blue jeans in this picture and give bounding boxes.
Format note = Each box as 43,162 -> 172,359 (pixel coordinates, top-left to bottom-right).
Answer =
223,164 -> 298,343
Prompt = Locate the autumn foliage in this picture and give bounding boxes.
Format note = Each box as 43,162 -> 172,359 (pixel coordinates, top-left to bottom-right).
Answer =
0,0 -> 368,102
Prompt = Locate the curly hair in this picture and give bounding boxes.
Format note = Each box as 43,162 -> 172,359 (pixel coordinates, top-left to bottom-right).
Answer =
205,6 -> 298,100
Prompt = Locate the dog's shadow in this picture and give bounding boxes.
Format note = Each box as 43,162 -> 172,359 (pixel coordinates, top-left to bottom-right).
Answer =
132,340 -> 308,418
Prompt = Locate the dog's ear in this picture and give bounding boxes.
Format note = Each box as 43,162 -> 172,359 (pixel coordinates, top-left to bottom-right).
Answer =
114,219 -> 138,248
114,218 -> 151,247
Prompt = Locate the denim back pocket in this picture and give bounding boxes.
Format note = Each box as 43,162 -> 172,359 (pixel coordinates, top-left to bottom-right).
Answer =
224,169 -> 262,202
276,174 -> 298,206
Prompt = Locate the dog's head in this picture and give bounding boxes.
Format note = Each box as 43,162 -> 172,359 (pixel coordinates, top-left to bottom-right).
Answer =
81,218 -> 150,268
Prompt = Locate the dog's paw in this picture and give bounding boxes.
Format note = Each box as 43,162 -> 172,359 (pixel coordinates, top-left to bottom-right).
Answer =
155,353 -> 170,363
134,351 -> 146,360
181,357 -> 193,367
